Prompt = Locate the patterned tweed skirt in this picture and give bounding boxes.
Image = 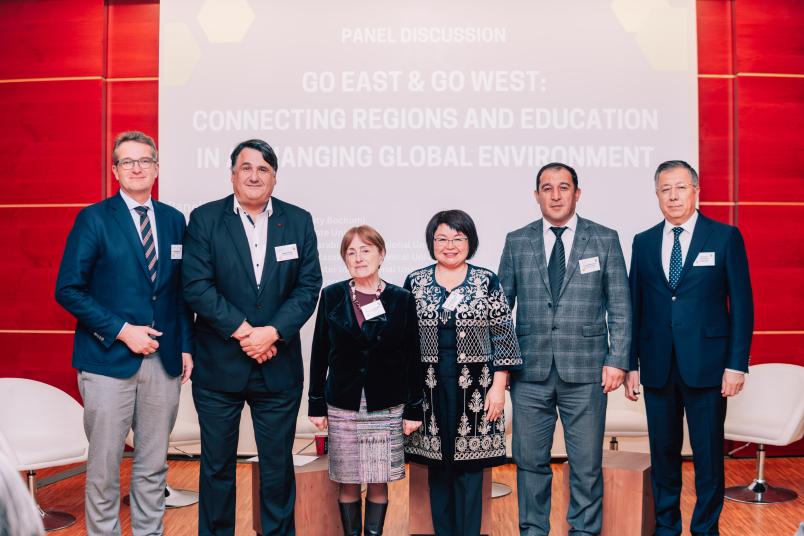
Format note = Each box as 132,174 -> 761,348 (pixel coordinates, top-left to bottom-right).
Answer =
327,393 -> 405,484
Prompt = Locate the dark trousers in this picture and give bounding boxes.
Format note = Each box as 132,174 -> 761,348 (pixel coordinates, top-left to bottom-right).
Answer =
644,356 -> 726,536
193,365 -> 302,536
427,464 -> 483,536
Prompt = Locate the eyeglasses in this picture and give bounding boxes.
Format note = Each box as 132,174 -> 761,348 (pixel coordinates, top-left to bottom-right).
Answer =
657,183 -> 696,197
433,237 -> 469,247
115,158 -> 157,170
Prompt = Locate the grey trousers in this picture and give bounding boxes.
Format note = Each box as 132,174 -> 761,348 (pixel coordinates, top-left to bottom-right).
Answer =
78,355 -> 180,536
512,363 -> 607,536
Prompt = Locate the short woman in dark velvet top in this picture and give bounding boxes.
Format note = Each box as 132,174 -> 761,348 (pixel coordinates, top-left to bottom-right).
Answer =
308,225 -> 422,536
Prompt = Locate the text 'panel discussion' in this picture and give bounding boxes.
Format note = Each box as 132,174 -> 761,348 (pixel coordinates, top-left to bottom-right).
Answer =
0,1 -> 802,535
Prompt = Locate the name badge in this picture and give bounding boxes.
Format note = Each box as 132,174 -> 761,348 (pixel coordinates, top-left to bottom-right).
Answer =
361,300 -> 386,320
171,244 -> 183,260
579,256 -> 601,274
442,291 -> 463,311
275,244 -> 299,261
694,252 -> 715,267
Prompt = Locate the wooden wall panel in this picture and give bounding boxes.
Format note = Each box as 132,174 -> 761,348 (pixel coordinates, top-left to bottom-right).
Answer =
696,0 -> 734,74
0,333 -> 79,401
0,80 -> 103,204
697,78 -> 734,203
0,0 -> 104,79
107,0 -> 160,78
739,205 -> 804,332
105,80 -> 159,196
736,77 -> 804,202
0,207 -> 83,329
734,0 -> 804,74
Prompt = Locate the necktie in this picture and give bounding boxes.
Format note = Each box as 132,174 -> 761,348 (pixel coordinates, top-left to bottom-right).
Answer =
134,206 -> 158,285
668,227 -> 683,289
548,226 -> 567,301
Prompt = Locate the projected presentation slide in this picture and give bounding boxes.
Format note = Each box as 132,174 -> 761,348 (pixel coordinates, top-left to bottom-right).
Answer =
159,0 -> 698,283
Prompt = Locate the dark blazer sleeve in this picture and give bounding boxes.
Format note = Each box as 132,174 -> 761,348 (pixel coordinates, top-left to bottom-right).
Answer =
55,209 -> 124,348
308,290 -> 329,417
725,227 -> 753,371
176,215 -> 195,354
602,230 -> 632,369
269,211 -> 323,341
497,233 -> 517,310
182,208 -> 247,339
628,236 -> 642,371
403,290 -> 424,420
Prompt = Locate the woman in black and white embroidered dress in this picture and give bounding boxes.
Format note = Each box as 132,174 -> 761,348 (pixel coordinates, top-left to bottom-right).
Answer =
404,210 -> 522,535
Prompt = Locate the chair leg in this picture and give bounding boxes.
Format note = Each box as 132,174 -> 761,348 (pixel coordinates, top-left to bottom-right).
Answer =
725,444 -> 798,504
164,484 -> 199,508
26,470 -> 77,531
609,436 -> 619,451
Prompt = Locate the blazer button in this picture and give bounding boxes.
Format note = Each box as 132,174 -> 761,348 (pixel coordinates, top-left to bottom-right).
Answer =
459,331 -> 466,338
152,295 -> 157,301
552,326 -> 557,331
360,367 -> 367,374
671,296 -> 677,302
377,335 -> 382,341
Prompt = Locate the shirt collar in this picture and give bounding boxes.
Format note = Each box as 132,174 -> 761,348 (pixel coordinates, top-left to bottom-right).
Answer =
233,196 -> 273,218
119,189 -> 154,213
663,210 -> 698,235
543,213 -> 578,236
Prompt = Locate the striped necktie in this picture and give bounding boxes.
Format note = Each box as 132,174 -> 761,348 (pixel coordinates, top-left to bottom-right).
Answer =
134,206 -> 157,285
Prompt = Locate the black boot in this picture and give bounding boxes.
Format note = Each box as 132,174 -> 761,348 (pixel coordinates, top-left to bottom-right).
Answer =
338,500 -> 362,536
363,500 -> 388,535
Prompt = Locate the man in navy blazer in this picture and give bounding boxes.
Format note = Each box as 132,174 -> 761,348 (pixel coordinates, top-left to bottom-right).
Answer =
55,131 -> 193,536
182,139 -> 322,535
627,160 -> 753,536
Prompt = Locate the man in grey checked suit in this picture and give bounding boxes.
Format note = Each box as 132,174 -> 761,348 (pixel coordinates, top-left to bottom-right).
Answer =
499,163 -> 632,535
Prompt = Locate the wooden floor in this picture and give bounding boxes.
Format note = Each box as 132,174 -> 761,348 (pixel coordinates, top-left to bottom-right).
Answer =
36,457 -> 803,535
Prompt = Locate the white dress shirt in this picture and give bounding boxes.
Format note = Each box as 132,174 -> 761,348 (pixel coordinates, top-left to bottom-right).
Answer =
543,213 -> 578,266
120,189 -> 158,259
661,210 -> 742,375
233,196 -> 273,287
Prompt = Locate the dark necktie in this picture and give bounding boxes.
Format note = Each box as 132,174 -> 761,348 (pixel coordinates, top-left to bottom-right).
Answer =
668,227 -> 683,289
548,226 -> 567,300
134,206 -> 157,285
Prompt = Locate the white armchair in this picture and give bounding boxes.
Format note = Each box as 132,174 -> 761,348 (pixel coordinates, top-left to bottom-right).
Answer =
604,385 -> 649,450
724,363 -> 804,504
0,378 -> 88,531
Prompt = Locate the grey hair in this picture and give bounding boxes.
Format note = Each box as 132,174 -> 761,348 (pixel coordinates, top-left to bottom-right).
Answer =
654,160 -> 699,188
112,131 -> 158,164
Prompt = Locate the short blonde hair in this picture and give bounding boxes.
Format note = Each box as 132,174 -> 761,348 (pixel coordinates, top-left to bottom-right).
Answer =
340,225 -> 386,261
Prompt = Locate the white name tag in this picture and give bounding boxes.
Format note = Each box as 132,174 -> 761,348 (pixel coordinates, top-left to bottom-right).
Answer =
275,244 -> 299,261
361,300 -> 386,320
694,252 -> 715,267
442,291 -> 463,311
579,256 -> 601,274
170,244 -> 183,260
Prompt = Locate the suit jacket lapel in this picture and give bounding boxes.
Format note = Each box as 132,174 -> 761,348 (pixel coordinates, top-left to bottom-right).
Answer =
646,222 -> 667,288
109,193 -> 151,282
560,216 -> 590,297
328,283 -> 362,339
153,201 -> 172,289
222,195 -> 259,294
676,213 -> 713,289
527,220 -> 551,296
258,199 -> 286,297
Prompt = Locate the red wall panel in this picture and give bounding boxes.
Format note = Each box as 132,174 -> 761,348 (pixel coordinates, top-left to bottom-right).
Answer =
0,0 -> 104,80
0,80 -> 103,204
105,80 -> 159,196
0,207 -> 84,329
734,0 -> 804,74
696,0 -> 734,74
697,78 -> 734,203
739,205 -> 804,332
736,77 -> 804,202
107,0 -> 160,78
0,333 -> 79,401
